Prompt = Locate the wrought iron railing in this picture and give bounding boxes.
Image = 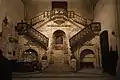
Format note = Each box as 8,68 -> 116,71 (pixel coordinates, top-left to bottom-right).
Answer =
69,22 -> 101,48
15,21 -> 49,48
26,26 -> 49,47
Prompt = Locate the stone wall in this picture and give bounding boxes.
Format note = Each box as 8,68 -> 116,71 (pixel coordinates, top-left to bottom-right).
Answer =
0,0 -> 24,59
0,0 -> 24,31
93,0 -> 117,51
18,36 -> 46,61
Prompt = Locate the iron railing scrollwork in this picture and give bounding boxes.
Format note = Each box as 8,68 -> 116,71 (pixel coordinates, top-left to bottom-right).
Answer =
27,26 -> 49,47
15,21 -> 49,48
70,22 -> 101,48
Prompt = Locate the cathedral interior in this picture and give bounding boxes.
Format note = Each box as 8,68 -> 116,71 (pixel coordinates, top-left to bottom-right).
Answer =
0,0 -> 120,80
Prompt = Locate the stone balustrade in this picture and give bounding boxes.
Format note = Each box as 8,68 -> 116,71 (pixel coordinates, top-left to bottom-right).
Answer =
27,11 -> 50,26
27,9 -> 91,27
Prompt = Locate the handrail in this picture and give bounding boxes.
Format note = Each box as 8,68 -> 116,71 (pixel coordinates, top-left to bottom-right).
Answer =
27,11 -> 51,26
68,12 -> 92,26
27,13 -> 44,21
27,26 -> 49,47
70,25 -> 91,41
15,21 -> 49,47
69,25 -> 94,48
28,26 -> 48,40
70,22 -> 101,47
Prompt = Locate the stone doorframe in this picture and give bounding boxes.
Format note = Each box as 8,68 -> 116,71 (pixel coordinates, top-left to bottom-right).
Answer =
51,30 -> 68,50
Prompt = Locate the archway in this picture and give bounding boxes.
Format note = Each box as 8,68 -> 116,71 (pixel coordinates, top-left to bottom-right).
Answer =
22,49 -> 38,62
80,49 -> 96,69
52,30 -> 67,50
100,30 -> 109,72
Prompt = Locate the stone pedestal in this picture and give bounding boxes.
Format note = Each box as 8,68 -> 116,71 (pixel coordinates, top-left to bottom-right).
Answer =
70,59 -> 76,71
41,60 -> 48,70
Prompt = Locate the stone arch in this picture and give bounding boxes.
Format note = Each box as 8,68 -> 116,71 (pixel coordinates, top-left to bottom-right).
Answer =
80,49 -> 97,69
79,46 -> 97,58
52,30 -> 67,50
22,49 -> 38,62
53,30 -> 66,44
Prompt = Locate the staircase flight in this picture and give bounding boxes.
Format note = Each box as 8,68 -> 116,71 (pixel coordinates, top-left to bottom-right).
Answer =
69,22 -> 101,51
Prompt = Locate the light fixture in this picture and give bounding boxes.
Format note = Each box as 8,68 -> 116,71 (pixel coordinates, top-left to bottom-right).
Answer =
112,31 -> 116,37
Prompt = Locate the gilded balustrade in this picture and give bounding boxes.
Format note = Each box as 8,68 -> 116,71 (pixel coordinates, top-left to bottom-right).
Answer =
15,21 -> 49,48
27,26 -> 49,47
70,22 -> 101,47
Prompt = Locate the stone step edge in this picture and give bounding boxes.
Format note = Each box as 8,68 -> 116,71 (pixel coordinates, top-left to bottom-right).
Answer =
12,75 -> 110,78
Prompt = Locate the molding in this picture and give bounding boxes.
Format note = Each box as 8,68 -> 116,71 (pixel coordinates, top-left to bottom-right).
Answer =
47,24 -> 71,27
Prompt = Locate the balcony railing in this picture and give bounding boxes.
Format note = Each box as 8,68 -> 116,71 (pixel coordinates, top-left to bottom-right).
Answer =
70,22 -> 101,48
26,9 -> 91,27
27,11 -> 51,26
50,8 -> 68,24
50,8 -> 68,19
68,11 -> 91,26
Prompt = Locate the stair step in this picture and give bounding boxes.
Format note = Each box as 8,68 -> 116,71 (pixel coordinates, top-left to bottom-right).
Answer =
44,63 -> 73,73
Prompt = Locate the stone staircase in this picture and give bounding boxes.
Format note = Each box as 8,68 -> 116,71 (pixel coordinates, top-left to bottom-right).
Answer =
52,50 -> 65,63
43,50 -> 73,73
43,62 -> 73,73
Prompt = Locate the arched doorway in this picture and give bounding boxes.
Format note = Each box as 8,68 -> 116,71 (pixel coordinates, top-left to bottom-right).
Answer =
100,30 -> 109,72
22,49 -> 38,62
50,30 -> 68,64
52,30 -> 66,50
80,49 -> 96,69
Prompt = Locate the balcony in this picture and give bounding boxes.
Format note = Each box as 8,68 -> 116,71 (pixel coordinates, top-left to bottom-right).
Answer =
50,8 -> 68,25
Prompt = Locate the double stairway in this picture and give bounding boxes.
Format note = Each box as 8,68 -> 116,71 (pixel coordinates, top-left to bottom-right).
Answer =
15,8 -> 101,72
